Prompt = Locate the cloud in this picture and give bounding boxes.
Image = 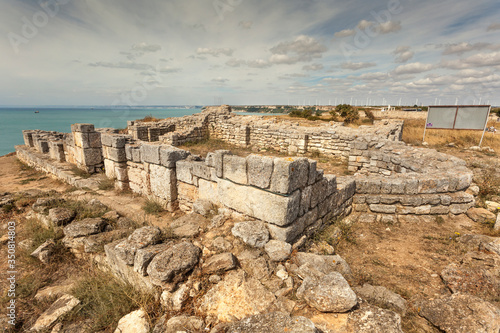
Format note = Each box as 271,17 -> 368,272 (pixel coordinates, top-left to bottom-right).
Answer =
132,42 -> 162,53
89,61 -> 153,70
393,46 -> 414,63
392,62 -> 434,75
341,62 -> 376,70
239,21 -> 253,29
442,51 -> 500,69
334,19 -> 402,38
225,58 -> 247,67
487,23 -> 500,31
212,77 -> 229,83
302,63 -> 324,71
196,47 -> 234,57
269,35 -> 327,63
442,42 -> 491,55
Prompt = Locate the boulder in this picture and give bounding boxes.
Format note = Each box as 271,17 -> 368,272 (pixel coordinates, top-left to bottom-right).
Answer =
264,240 -> 292,262
82,229 -> 131,253
134,242 -> 172,276
63,218 -> 107,238
198,269 -> 276,322
147,241 -> 201,286
202,252 -> 238,275
485,201 -> 500,213
153,315 -> 205,333
31,239 -> 55,264
347,303 -> 403,333
467,207 -> 496,223
353,284 -> 407,315
30,294 -> 80,331
192,199 -> 214,216
170,213 -> 207,238
102,210 -> 120,222
297,272 -> 357,313
294,252 -> 352,280
48,207 -> 76,226
114,309 -> 149,333
232,221 -> 269,248
420,293 -> 500,333
161,283 -> 190,311
114,226 -> 162,265
225,312 -> 318,333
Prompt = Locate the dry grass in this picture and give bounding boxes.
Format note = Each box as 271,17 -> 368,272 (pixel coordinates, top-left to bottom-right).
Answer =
136,114 -> 160,123
402,118 -> 500,151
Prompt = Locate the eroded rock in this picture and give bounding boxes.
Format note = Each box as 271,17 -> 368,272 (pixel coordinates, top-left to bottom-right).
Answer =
225,312 -> 318,333
63,218 -> 107,238
113,309 -> 149,333
232,221 -> 270,248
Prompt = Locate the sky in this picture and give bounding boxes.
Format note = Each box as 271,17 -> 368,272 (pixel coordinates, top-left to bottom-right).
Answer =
1,0 -> 500,107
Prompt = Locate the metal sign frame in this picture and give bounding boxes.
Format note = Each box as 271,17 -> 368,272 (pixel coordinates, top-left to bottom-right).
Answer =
423,105 -> 491,147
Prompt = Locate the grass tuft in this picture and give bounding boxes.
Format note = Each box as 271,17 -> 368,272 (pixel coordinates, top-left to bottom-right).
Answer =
142,198 -> 165,215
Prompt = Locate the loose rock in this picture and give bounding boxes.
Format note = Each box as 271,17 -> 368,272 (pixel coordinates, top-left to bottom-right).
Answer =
264,240 -> 292,261
232,221 -> 269,248
114,309 -> 149,333
225,312 -> 318,333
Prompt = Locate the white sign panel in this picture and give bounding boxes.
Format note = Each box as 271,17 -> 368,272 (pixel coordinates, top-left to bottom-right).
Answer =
426,105 -> 490,130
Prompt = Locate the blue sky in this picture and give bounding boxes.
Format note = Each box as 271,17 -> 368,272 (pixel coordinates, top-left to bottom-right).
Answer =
2,0 -> 500,106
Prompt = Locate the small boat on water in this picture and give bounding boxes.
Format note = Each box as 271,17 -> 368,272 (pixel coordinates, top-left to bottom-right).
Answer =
34,110 -> 39,113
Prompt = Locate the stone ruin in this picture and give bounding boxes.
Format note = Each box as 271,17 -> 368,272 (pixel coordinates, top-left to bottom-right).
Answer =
16,105 -> 475,244
14,105 -> 493,332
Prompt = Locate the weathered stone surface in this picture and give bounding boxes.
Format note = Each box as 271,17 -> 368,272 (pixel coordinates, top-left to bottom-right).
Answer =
114,309 -> 150,333
264,240 -> 292,262
294,252 -> 352,279
297,272 -> 357,312
218,176 -> 300,226
160,145 -> 190,168
83,229 -> 131,253
150,164 -> 177,201
225,312 -> 318,333
223,155 -> 248,184
134,242 -> 172,276
347,303 -> 403,333
467,207 -> 496,223
34,282 -> 75,301
114,226 -> 162,265
199,269 -> 276,321
63,218 -> 107,238
140,144 -> 161,164
48,207 -> 76,226
153,315 -> 205,333
161,283 -> 190,311
31,239 -> 55,264
420,293 -> 500,333
353,284 -> 407,315
192,198 -> 213,216
246,154 -> 274,189
270,157 -> 309,194
232,221 -> 269,248
170,213 -> 207,238
30,294 -> 80,331
485,237 -> 500,256
495,213 -> 500,231
202,252 -> 238,275
147,241 -> 201,285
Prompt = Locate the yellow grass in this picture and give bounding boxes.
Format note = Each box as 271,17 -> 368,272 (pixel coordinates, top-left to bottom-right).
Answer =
402,119 -> 500,151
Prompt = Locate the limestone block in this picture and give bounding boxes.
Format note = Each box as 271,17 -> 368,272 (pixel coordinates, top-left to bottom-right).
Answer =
267,208 -> 317,243
223,155 -> 248,184
404,178 -> 419,195
219,179 -> 301,227
450,203 -> 473,215
140,144 -> 161,165
436,177 -> 450,193
124,144 -> 141,163
176,161 -> 193,184
369,204 -> 396,214
49,141 -> 65,162
418,178 -> 437,194
71,123 -> 95,133
214,150 -> 232,178
430,206 -> 450,215
22,130 -> 34,147
457,172 -> 473,191
308,159 -> 318,186
134,243 -> 172,276
82,148 -> 103,166
150,164 -> 177,201
30,294 -> 80,331
177,181 -> 199,203
415,205 -> 431,215
390,179 -> 405,194
191,161 -> 212,180
198,179 -> 219,205
270,157 -> 309,194
101,133 -> 113,147
311,179 -> 329,208
104,159 -> 116,179
247,154 -> 273,189
160,146 -> 190,168
114,163 -> 128,182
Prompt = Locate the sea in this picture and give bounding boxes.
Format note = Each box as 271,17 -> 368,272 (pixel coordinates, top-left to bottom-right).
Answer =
0,106 -> 203,156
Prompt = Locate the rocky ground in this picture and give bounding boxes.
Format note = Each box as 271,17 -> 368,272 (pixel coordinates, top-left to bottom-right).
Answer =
0,142 -> 499,332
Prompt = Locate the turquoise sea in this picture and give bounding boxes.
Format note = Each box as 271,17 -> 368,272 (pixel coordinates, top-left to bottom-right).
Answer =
0,107 -> 202,156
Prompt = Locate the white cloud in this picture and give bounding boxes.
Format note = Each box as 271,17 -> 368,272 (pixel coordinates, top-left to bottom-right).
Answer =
212,77 -> 229,83
392,62 -> 434,75
393,46 -> 414,63
196,47 -> 234,57
302,63 -> 324,71
442,51 -> 500,69
442,42 -> 491,55
341,62 -> 376,70
269,35 -> 327,63
132,42 -> 162,53
487,23 -> 500,31
239,21 -> 253,29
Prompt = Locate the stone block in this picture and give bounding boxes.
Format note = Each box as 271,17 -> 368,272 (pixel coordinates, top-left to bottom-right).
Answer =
450,203 -> 473,215
104,159 -> 117,179
415,205 -> 431,215
418,178 -> 437,194
456,172 -> 473,191
177,181 -> 199,203
369,204 -> 396,214
223,155 -> 247,184
104,146 -> 127,162
311,179 -> 328,208
140,144 -> 161,165
405,178 -> 419,195
270,157 -> 309,194
435,177 -> 450,193
218,179 -> 300,227
400,195 -> 422,206
150,164 -> 177,201
160,146 -> 190,168
101,133 -> 113,147
71,123 -> 95,133
82,148 -> 102,166
198,179 -> 219,205
214,150 -> 232,178
308,160 -> 318,186
191,161 -> 212,180
300,186 -> 312,216
267,208 -> 317,243
430,206 -> 450,215
22,130 -> 34,147
176,161 -> 193,184
390,179 -> 405,194
247,154 -> 273,189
